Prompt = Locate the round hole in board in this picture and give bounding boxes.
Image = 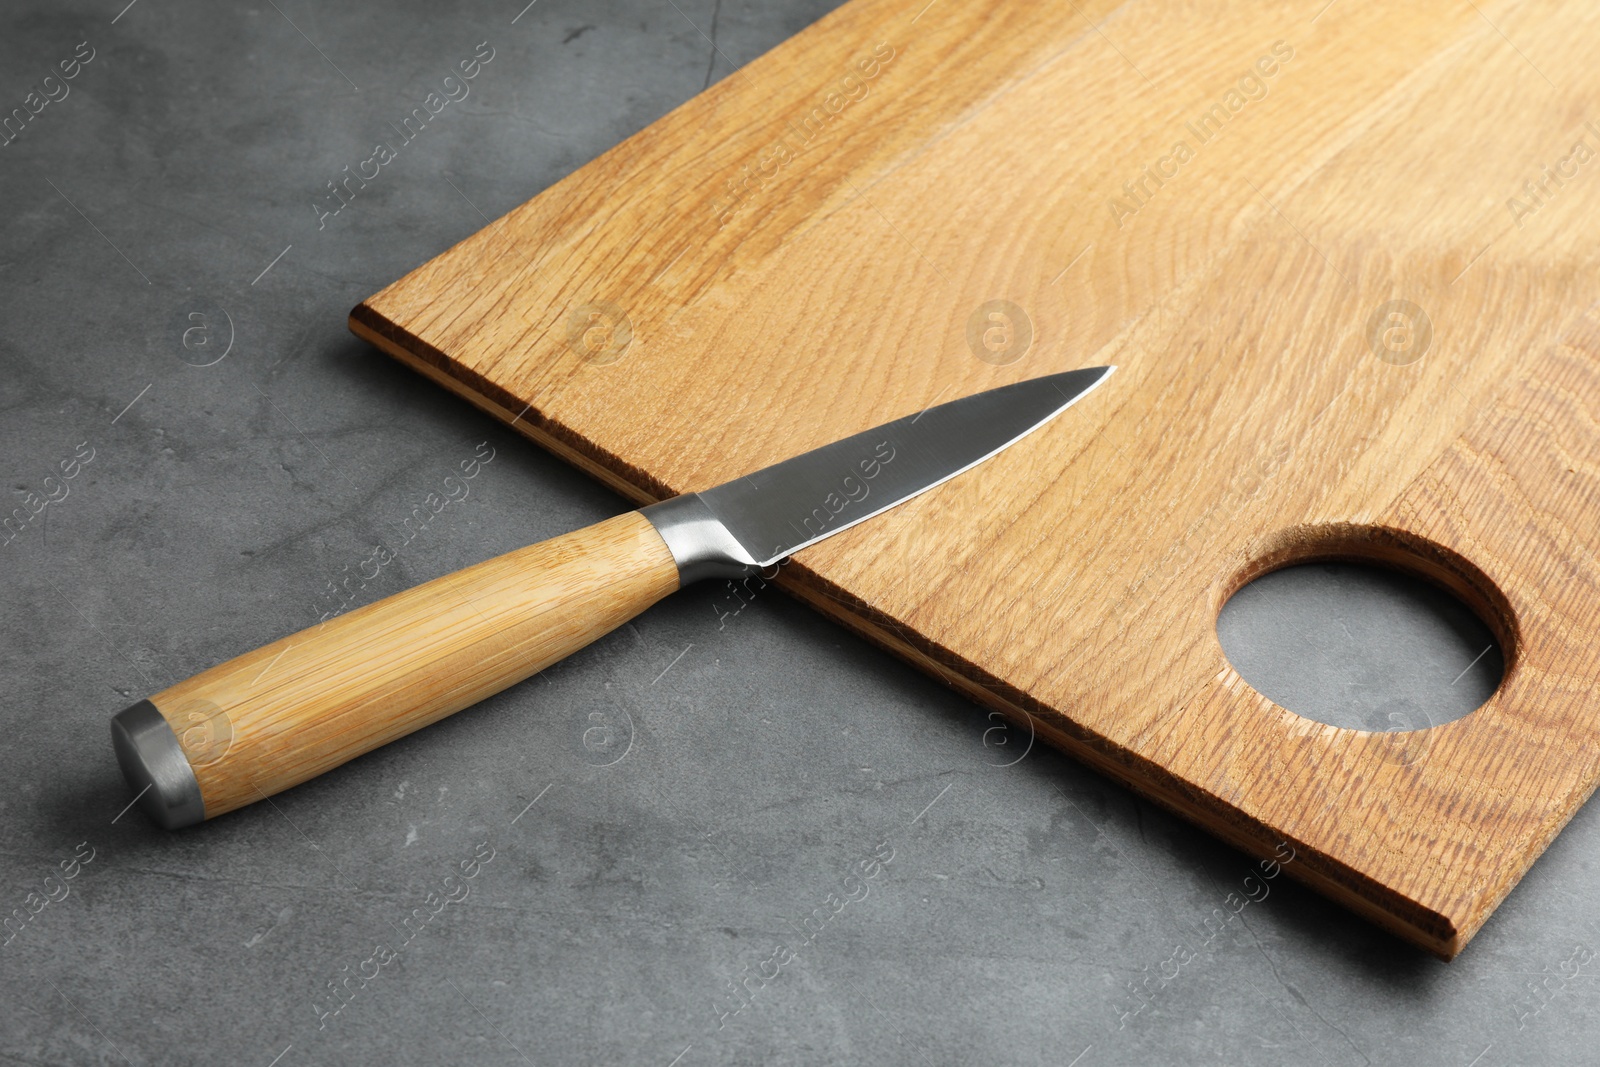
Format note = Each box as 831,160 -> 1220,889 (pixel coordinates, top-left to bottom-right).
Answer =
1214,525 -> 1513,740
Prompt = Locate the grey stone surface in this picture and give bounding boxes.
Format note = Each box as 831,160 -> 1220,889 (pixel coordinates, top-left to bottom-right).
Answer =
1218,563 -> 1503,733
0,2 -> 1590,1065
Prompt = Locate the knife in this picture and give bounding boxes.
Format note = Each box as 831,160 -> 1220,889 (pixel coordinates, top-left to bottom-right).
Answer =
110,367 -> 1114,828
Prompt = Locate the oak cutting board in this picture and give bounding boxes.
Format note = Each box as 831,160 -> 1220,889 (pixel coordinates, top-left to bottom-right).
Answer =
350,0 -> 1600,958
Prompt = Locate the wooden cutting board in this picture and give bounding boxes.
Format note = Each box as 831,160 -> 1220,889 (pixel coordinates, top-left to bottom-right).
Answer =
350,0 -> 1600,958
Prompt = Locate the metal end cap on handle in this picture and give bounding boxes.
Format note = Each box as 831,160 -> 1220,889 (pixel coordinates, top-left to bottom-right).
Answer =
110,700 -> 205,830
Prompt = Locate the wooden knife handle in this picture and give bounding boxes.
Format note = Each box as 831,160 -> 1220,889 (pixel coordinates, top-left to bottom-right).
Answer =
111,511 -> 679,827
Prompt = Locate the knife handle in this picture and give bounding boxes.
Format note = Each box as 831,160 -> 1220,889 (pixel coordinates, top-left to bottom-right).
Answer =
111,511 -> 679,828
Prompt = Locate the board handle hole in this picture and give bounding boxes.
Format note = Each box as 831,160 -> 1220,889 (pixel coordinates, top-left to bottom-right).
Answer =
1215,524 -> 1514,733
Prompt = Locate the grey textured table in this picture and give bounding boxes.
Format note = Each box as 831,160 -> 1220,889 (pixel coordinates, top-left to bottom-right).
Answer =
0,3 -> 1587,1065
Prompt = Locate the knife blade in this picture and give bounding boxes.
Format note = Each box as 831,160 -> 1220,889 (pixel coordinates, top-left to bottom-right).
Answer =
111,367 -> 1114,828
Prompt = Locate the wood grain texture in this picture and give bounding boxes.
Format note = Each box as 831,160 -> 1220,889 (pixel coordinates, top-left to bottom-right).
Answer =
149,513 -> 678,819
350,0 -> 1600,956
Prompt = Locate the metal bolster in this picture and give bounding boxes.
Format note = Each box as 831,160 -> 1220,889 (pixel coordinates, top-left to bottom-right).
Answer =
640,494 -> 761,585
